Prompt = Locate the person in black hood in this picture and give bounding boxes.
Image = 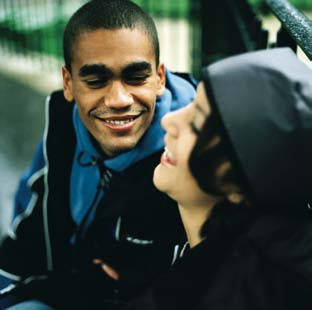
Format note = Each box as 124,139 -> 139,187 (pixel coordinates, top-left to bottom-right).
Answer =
122,47 -> 312,309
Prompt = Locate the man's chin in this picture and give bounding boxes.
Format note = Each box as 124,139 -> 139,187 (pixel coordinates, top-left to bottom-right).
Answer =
100,142 -> 138,158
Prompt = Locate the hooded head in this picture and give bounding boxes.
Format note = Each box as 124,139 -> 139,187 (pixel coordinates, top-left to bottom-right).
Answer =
190,48 -> 312,212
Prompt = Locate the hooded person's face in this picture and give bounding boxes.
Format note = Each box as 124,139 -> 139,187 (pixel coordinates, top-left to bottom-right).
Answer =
153,83 -> 217,207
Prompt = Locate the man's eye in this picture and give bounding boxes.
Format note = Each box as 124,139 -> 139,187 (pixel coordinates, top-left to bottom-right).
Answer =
84,79 -> 107,88
125,75 -> 148,85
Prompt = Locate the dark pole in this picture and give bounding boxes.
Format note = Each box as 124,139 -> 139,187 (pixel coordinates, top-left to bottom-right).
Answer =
265,0 -> 312,59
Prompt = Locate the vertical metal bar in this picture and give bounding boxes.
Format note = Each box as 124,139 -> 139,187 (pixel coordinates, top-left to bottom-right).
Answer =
0,0 -> 4,54
44,0 -> 52,70
9,0 -> 14,55
4,0 -> 11,54
56,0 -> 63,62
37,0 -> 46,70
25,0 -> 32,60
38,0 -> 46,70
46,0 -> 57,71
0,0 -> 7,54
14,0 -> 25,55
190,0 -> 202,78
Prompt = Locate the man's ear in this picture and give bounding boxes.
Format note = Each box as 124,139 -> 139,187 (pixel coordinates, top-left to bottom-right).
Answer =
62,65 -> 74,102
156,63 -> 166,97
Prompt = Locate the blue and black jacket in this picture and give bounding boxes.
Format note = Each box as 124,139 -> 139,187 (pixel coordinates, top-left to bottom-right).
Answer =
0,71 -> 196,309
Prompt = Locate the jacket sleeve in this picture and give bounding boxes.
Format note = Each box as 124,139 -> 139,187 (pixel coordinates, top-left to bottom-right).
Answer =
0,140 -> 46,293
12,140 -> 46,224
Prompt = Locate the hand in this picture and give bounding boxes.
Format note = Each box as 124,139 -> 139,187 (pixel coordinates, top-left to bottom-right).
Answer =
93,259 -> 120,281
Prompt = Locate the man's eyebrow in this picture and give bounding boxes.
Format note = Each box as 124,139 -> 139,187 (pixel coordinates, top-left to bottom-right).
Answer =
79,64 -> 113,77
122,61 -> 152,75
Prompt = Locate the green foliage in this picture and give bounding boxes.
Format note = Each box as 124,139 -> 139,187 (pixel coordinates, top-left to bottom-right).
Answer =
132,0 -> 192,18
0,0 -> 195,58
0,16 -> 66,58
1,0 -> 311,60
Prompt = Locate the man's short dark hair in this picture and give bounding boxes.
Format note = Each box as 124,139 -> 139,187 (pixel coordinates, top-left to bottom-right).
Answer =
63,0 -> 160,72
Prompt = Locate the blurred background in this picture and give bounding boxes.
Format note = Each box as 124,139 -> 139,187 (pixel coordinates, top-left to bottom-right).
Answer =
0,0 -> 311,236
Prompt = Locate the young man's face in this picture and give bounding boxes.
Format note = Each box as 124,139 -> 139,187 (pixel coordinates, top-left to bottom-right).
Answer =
63,28 -> 165,157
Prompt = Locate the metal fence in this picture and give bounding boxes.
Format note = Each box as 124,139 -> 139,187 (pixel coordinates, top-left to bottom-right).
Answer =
265,0 -> 312,59
0,1 -> 83,64
0,0 -> 202,75
199,0 -> 312,69
0,0 -> 311,79
0,0 -> 311,236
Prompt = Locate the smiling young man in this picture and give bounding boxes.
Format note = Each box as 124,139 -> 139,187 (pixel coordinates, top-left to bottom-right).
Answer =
0,1 -> 196,309
63,27 -> 166,157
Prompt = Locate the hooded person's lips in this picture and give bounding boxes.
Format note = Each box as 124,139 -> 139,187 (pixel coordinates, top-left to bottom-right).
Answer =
160,146 -> 177,166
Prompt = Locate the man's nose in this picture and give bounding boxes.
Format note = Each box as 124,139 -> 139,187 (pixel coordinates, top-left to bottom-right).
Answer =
104,81 -> 134,109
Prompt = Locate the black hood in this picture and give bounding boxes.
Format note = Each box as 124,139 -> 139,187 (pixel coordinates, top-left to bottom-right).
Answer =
202,48 -> 312,211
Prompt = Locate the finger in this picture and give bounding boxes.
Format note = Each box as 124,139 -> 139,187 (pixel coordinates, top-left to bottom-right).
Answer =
93,258 -> 103,265
102,264 -> 120,281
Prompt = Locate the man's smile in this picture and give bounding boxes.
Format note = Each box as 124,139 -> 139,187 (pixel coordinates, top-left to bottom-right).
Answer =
94,113 -> 143,132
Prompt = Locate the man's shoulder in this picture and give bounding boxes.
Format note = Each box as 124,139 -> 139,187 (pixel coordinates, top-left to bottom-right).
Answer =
166,70 -> 197,89
46,89 -> 75,125
45,89 -> 76,161
164,70 -> 197,111
49,89 -> 73,107
170,71 -> 198,89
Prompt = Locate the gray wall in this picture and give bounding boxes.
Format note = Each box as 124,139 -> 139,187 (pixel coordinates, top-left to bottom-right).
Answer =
0,73 -> 45,237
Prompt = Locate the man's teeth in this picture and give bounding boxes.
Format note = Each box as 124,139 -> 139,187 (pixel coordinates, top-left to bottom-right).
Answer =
104,118 -> 134,125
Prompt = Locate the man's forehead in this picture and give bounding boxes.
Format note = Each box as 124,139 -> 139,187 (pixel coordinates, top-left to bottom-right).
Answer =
73,27 -> 152,50
71,28 -> 156,71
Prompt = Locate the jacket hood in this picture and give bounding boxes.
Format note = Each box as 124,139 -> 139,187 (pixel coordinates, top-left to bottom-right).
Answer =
70,70 -> 195,231
73,69 -> 196,171
202,48 -> 312,211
